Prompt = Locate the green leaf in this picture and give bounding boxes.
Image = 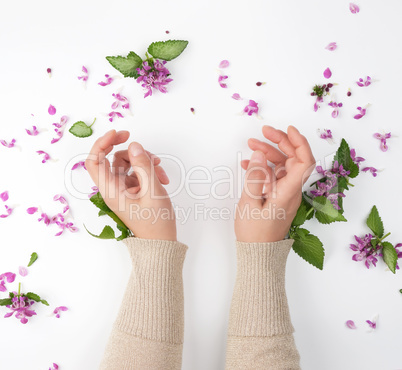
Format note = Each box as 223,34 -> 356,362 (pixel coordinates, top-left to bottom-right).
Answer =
25,292 -> 41,302
40,299 -> 49,306
292,202 -> 307,227
90,192 -> 112,213
106,51 -> 143,78
366,205 -> 384,238
382,242 -> 398,274
333,138 -> 359,178
292,230 -> 325,270
0,298 -> 12,306
27,252 -> 38,267
302,194 -> 314,220
336,176 -> 349,193
148,40 -> 189,61
69,121 -> 93,138
98,210 -> 107,217
84,224 -> 116,239
116,224 -> 130,241
313,196 -> 347,224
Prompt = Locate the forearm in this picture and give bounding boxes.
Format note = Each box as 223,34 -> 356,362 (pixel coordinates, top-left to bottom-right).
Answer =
225,239 -> 301,370
100,237 -> 188,370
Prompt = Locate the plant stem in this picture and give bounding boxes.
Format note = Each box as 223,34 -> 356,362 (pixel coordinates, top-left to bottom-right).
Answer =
89,118 -> 97,128
346,179 -> 355,187
18,282 -> 21,296
379,232 -> 391,242
306,207 -> 314,218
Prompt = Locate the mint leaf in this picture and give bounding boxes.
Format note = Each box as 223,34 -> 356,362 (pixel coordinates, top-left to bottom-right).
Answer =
148,40 -> 188,61
382,242 -> 398,274
98,210 -> 107,217
292,202 -> 307,227
25,292 -> 41,302
292,230 -> 325,270
366,205 -> 384,237
90,192 -> 112,213
0,298 -> 12,306
302,194 -> 314,220
84,224 -> 116,239
313,196 -> 347,224
69,121 -> 93,138
27,252 -> 38,267
333,139 -> 359,178
106,51 -> 143,78
40,299 -> 49,306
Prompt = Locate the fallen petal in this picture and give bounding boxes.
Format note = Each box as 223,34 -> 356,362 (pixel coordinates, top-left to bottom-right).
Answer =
27,207 -> 38,214
219,60 -> 230,68
48,105 -> 56,115
323,68 -> 332,79
0,191 -> 9,202
349,3 -> 360,13
19,266 -> 28,277
346,320 -> 357,329
232,93 -> 242,100
325,42 -> 337,51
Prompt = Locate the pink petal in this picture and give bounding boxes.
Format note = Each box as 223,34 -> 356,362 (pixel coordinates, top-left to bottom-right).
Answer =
323,68 -> 332,79
19,266 -> 28,277
111,101 -> 119,110
354,114 -> 363,120
0,191 -> 9,202
232,93 -> 242,100
346,320 -> 357,329
325,42 -> 337,51
27,207 -> 38,215
219,60 -> 230,68
349,3 -> 360,14
82,66 -> 88,74
48,105 -> 56,115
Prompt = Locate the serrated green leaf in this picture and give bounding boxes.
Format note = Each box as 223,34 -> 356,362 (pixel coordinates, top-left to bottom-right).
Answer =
295,227 -> 310,237
27,252 -> 38,267
116,224 -> 130,241
40,299 -> 49,306
313,196 -> 347,224
98,210 -> 107,217
302,194 -> 315,220
106,51 -> 143,78
366,205 -> 384,237
25,292 -> 41,302
291,202 -> 307,227
382,242 -> 398,274
333,138 -> 359,178
90,192 -> 112,213
148,40 -> 188,61
0,298 -> 12,306
292,231 -> 325,270
84,224 -> 116,239
69,121 -> 93,138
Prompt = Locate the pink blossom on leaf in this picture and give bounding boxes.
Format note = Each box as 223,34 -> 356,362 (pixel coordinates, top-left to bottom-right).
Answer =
323,68 -> 332,79
48,105 -> 56,115
325,42 -> 337,51
349,3 -> 360,13
219,60 -> 229,68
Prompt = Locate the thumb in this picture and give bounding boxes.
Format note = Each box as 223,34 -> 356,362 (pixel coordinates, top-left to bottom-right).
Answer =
128,142 -> 162,196
241,150 -> 271,205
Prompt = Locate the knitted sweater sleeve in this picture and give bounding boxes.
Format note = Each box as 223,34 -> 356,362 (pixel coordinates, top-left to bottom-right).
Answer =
225,239 -> 301,370
99,237 -> 188,370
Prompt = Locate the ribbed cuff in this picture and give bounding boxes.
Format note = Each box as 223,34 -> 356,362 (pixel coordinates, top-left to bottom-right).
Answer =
228,239 -> 294,337
113,237 -> 188,344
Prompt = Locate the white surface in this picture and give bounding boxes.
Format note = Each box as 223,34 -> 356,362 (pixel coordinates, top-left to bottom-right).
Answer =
1,0 -> 402,369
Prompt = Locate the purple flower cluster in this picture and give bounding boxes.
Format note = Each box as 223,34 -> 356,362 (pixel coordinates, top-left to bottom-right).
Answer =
136,60 -> 173,98
4,294 -> 37,324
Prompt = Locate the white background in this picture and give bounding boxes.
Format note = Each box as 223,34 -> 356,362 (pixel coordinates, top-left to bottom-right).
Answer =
0,0 -> 402,369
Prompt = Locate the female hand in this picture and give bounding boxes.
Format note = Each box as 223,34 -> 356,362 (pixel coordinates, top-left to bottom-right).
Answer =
86,130 -> 177,241
235,125 -> 315,243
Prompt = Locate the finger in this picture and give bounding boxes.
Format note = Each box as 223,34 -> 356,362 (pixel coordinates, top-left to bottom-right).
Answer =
262,125 -> 296,158
155,165 -> 170,185
145,150 -> 161,166
287,126 -> 315,168
241,150 -> 272,205
248,138 -> 287,165
112,150 -> 131,174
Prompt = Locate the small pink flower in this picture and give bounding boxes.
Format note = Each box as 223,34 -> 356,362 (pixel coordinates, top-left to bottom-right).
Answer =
51,116 -> 68,144
362,167 -> 378,177
49,363 -> 59,370
0,272 -> 16,292
318,129 -> 333,140
354,106 -> 367,120
0,205 -> 13,218
78,65 -> 89,82
218,75 -> 228,88
346,320 -> 357,329
0,139 -> 16,148
325,42 -> 337,51
89,186 -> 99,198
54,194 -> 69,214
349,3 -> 360,14
47,68 -> 52,78
243,100 -> 259,117
71,161 -> 87,170
27,207 -> 38,214
26,126 -> 39,136
0,191 -> 9,202
53,306 -> 68,318
98,74 -> 113,86
19,266 -> 28,277
314,96 -> 324,112
112,93 -> 130,110
366,319 -> 377,329
108,111 -> 124,122
37,150 -> 51,163
232,93 -> 242,100
328,101 -> 343,118
356,76 -> 371,87
323,68 -> 332,79
219,60 -> 229,68
48,105 -> 56,115
373,132 -> 391,152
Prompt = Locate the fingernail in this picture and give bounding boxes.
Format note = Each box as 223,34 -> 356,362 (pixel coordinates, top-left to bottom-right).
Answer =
130,143 -> 144,157
250,150 -> 265,163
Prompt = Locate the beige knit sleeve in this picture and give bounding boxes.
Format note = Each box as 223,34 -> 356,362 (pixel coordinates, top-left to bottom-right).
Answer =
225,239 -> 301,370
99,237 -> 188,370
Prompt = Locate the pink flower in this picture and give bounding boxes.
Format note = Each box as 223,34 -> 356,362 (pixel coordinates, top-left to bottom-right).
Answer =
325,42 -> 337,51
19,266 -> 28,277
366,319 -> 377,329
53,306 -> 68,318
71,161 -> 86,170
243,100 -> 259,117
314,96 -> 324,112
0,205 -> 13,218
318,129 -> 333,140
108,111 -> 124,122
98,74 -> 113,86
323,68 -> 332,79
89,186 -> 99,198
4,295 -> 37,324
136,60 -> 173,98
349,3 -> 360,13
78,65 -> 89,82
54,194 -> 69,214
51,116 -> 68,144
328,101 -> 343,118
47,68 -> 52,78
112,93 -> 130,110
356,76 -> 371,87
26,126 -> 39,136
48,105 -> 56,115
346,320 -> 357,329
0,272 -> 16,292
362,167 -> 378,177
232,93 -> 242,100
350,149 -> 365,167
27,207 -> 38,214
354,106 -> 367,120
0,139 -> 16,148
49,363 -> 59,370
219,60 -> 229,68
218,75 -> 228,88
0,191 -> 9,202
373,132 -> 391,152
37,151 -> 51,163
